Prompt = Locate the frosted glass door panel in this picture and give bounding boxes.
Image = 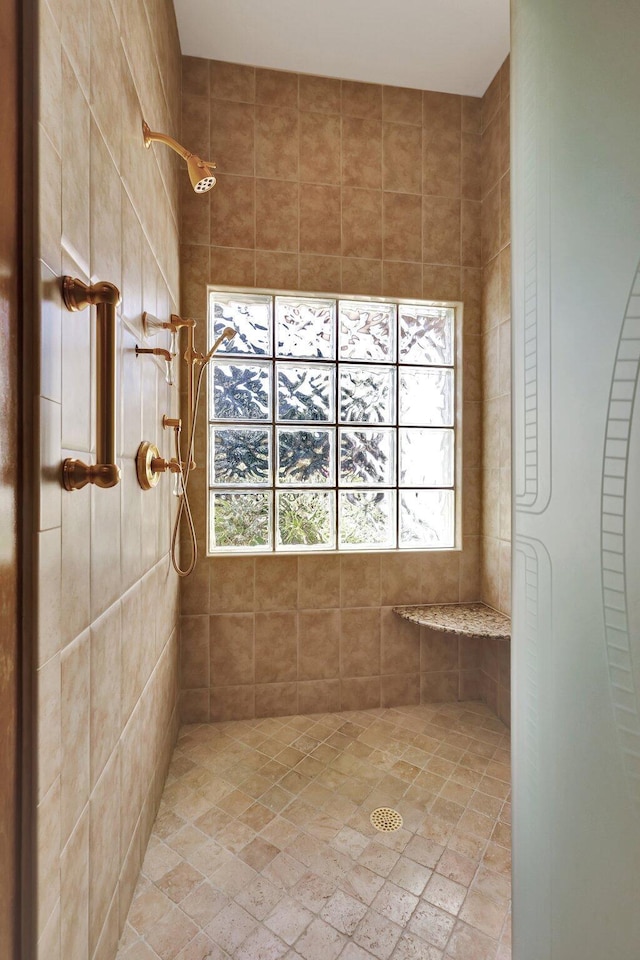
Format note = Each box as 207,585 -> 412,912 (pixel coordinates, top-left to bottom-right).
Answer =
512,2 -> 640,957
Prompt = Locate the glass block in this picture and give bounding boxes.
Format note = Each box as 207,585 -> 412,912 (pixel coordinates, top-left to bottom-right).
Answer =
399,305 -> 454,365
277,427 -> 334,485
399,489 -> 454,547
399,367 -> 454,426
210,292 -> 272,355
210,491 -> 272,550
210,427 -> 271,486
277,363 -> 335,422
276,296 -> 336,359
210,360 -> 271,420
399,428 -> 454,487
276,491 -> 335,550
339,428 -> 395,485
339,300 -> 396,362
339,491 -> 396,549
339,365 -> 395,424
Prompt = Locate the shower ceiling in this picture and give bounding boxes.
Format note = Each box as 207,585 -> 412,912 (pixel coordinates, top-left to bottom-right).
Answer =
173,0 -> 510,97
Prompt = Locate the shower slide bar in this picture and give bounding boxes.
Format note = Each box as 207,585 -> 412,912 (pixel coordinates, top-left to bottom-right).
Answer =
61,276 -> 121,491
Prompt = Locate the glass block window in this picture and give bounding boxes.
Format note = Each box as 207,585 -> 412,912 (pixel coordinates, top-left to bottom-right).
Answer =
207,289 -> 457,553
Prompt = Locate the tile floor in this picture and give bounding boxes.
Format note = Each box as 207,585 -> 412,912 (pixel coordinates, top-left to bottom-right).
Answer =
118,702 -> 511,960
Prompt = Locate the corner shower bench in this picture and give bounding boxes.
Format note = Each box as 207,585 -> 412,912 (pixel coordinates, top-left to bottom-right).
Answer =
393,601 -> 511,641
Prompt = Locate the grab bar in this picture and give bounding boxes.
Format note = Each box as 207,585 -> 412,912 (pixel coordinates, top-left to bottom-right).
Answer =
61,276 -> 121,490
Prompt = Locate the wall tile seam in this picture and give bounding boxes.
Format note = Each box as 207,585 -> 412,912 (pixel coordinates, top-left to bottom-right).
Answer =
139,0 -> 181,120
53,59 -> 180,301
119,10 -> 176,136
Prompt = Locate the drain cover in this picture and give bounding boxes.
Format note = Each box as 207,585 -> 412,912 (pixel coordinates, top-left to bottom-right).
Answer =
370,807 -> 403,832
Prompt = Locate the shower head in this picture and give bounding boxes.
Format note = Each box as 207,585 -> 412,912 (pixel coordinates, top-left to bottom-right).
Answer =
142,120 -> 217,194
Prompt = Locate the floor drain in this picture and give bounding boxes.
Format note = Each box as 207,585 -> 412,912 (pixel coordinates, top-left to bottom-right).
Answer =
370,807 -> 403,832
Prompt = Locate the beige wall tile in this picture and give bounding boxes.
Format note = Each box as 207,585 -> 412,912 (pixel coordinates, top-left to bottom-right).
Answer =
180,244 -> 209,319
423,91 -> 461,136
340,554 -> 381,608
183,56 -> 210,99
383,192 -> 422,262
422,197 -> 461,265
381,674 -> 420,708
380,608 -> 420,675
420,672 -> 459,703
341,188 -> 382,259
90,602 -> 121,788
461,133 -> 482,201
342,81 -> 382,120
60,631 -> 90,846
180,689 -> 210,723
180,615 -> 210,689
38,654 -> 61,803
182,94 -> 210,161
423,128 -> 460,199
255,105 -> 299,180
462,96 -> 482,135
89,749 -> 121,956
210,100 -> 255,177
341,257 -> 382,297
342,117 -> 382,190
38,527 -> 62,666
255,556 -> 298,610
340,677 -> 381,711
300,184 -> 341,255
300,112 -> 341,184
256,179 -> 299,252
420,629 -> 459,672
210,685 -> 255,721
178,58 -> 510,726
255,251 -> 299,289
38,779 -> 61,939
461,201 -> 481,268
481,182 -> 500,265
380,553 -> 422,606
255,67 -> 298,106
210,60 -> 255,102
255,611 -> 298,682
383,123 -> 422,195
340,608 -> 380,677
61,805 -> 89,960
383,86 -> 422,125
210,613 -> 254,685
256,682 -> 298,718
298,609 -> 340,680
382,260 -> 423,299
298,680 -> 341,714
300,255 -> 341,293
210,174 -> 255,249
299,75 -> 341,115
423,265 -> 461,302
298,555 -> 340,609
210,246 -> 256,286
209,557 -> 255,613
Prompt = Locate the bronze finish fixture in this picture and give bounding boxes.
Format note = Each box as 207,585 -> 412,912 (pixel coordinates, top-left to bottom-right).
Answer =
135,440 -> 181,491
135,344 -> 174,385
142,120 -> 217,193
61,277 -> 121,490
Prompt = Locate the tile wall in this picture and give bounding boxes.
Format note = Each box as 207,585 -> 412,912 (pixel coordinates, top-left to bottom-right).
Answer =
479,60 -> 511,725
36,1 -> 182,959
179,59 -> 487,723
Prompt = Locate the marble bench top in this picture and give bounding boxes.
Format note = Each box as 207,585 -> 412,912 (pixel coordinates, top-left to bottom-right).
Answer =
393,602 -> 511,640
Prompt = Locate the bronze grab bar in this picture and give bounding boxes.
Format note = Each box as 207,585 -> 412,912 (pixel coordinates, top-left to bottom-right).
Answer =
61,276 -> 121,490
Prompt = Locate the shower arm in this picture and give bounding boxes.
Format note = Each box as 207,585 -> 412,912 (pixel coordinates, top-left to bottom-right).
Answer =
61,277 -> 121,490
142,122 -> 217,168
